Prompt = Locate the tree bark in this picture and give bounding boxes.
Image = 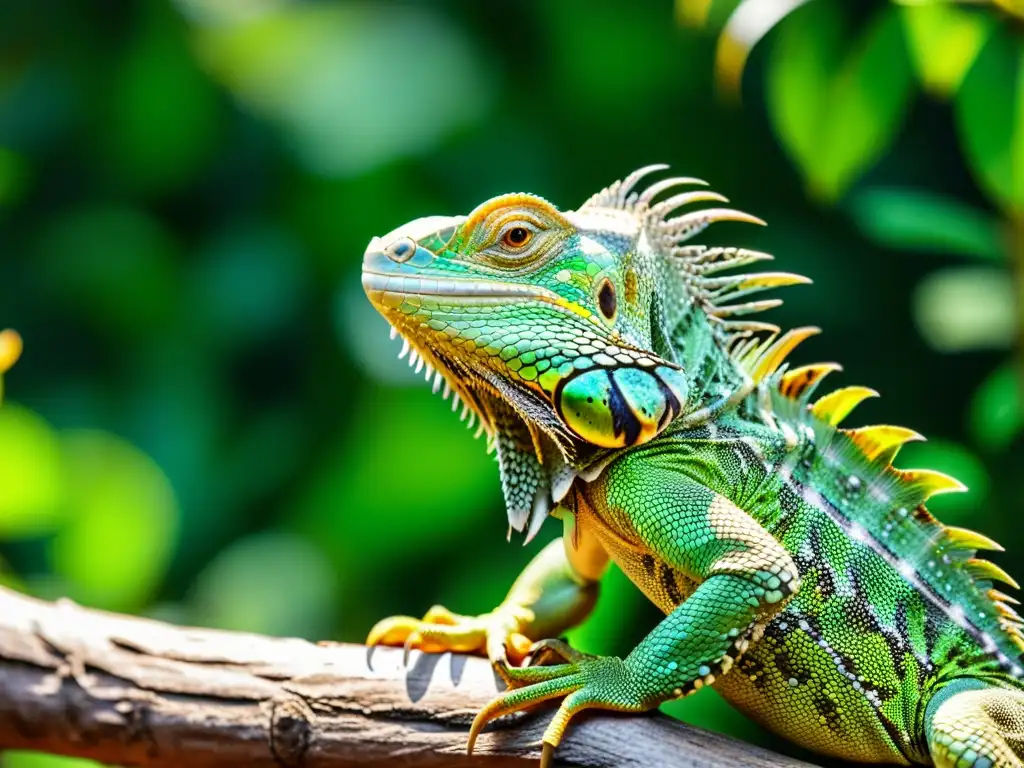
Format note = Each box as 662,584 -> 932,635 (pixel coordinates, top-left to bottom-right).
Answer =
0,586 -> 815,767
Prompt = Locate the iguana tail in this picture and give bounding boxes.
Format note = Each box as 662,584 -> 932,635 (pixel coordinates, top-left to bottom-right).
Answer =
926,677 -> 1024,767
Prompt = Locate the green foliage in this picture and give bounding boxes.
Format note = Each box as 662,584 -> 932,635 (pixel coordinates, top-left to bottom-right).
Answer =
35,205 -> 181,338
913,266 -> 1016,352
849,188 -> 1003,261
98,1 -> 221,195
190,3 -> 493,177
970,363 -> 1024,452
956,28 -> 1024,217
49,430 -> 178,612
766,4 -> 914,202
0,406 -> 64,538
697,0 -> 1024,457
900,2 -> 991,96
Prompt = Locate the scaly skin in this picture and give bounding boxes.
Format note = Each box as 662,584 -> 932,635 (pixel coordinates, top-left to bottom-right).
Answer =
361,167 -> 1024,767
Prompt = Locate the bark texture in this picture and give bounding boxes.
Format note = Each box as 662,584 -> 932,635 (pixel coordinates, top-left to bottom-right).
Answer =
0,586 -> 816,767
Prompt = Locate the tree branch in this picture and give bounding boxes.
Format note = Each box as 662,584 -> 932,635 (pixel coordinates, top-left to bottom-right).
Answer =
0,586 -> 815,767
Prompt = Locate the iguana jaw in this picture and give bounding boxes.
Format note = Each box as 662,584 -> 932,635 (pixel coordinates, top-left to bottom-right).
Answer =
361,271 -> 566,306
361,218 -> 556,444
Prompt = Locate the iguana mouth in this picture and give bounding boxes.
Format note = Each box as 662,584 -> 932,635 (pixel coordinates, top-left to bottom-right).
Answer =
361,271 -> 562,304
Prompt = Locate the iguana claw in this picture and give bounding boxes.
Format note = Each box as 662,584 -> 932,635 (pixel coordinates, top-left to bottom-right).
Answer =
366,603 -> 535,669
467,654 -> 647,768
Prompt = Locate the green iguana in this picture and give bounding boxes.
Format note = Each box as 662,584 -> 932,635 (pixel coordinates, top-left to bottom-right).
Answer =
361,166 -> 1024,768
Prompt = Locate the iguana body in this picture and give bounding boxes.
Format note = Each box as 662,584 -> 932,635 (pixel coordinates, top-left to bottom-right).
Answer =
361,166 -> 1024,767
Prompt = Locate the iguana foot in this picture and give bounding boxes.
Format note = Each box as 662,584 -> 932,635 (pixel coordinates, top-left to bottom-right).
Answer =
366,604 -> 535,668
467,653 -> 648,768
928,681 -> 1024,768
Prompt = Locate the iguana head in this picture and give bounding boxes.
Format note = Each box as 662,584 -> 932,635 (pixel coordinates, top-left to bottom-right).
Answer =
363,166 -> 803,537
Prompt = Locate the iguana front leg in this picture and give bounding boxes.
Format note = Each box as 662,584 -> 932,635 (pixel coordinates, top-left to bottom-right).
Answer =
367,511 -> 609,672
468,465 -> 801,767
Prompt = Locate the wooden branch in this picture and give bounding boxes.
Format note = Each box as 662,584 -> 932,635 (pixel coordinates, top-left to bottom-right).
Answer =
0,586 -> 816,767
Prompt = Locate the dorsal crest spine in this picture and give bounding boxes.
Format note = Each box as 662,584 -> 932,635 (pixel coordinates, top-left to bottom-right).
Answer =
582,165 -> 1021,658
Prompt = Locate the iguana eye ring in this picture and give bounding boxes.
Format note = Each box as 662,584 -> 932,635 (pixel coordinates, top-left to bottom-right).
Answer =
502,226 -> 533,249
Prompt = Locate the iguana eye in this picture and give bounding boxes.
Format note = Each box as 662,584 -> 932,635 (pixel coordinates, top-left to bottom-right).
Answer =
501,225 -> 533,249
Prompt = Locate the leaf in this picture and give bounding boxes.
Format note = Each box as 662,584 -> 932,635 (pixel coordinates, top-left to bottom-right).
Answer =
289,386 -> 500,576
48,430 -> 179,612
912,266 -> 1015,352
187,531 -> 338,638
956,29 -> 1024,217
193,4 -> 493,177
765,1 -> 844,178
0,405 -> 65,539
900,2 -> 991,97
848,187 -> 1003,260
0,553 -> 27,592
676,0 -> 716,27
766,5 -> 915,203
970,362 -> 1023,451
0,148 -> 29,207
713,0 -> 813,97
35,205 -> 181,339
0,330 -> 21,400
98,1 -> 221,194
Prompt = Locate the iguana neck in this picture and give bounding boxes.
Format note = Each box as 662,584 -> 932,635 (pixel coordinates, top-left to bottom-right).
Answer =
659,301 -> 752,421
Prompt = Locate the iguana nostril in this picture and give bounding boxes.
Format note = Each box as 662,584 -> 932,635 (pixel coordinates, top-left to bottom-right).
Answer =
598,278 -> 617,320
385,237 -> 417,263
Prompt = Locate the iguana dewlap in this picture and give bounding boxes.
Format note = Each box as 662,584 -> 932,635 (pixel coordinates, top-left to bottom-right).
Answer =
362,166 -> 1024,768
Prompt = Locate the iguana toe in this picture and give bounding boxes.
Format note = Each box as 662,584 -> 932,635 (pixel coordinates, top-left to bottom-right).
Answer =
366,604 -> 534,666
467,655 -> 647,767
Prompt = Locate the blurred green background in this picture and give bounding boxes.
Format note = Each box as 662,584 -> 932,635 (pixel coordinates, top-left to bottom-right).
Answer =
1,0 -> 1023,764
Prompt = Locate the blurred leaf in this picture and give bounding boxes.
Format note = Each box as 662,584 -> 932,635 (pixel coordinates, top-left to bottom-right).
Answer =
848,187 -> 1003,260
765,1 -> 843,180
913,266 -> 1015,352
0,553 -> 27,591
956,29 -> 1024,217
193,222 -> 306,350
0,328 -> 22,378
36,205 -> 181,338
714,0 -> 813,97
49,430 -> 179,612
677,0 -> 744,28
995,0 -> 1024,20
970,362 -> 1023,451
897,439 -> 990,520
566,565 -> 643,656
193,3 -> 493,177
900,2 -> 991,97
174,0 -> 284,26
766,4 -> 915,202
0,404 -> 65,539
547,0 -> 682,108
98,0 -> 221,194
0,147 -> 29,206
676,0 -> 715,26
188,531 -> 337,638
291,387 -> 499,574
